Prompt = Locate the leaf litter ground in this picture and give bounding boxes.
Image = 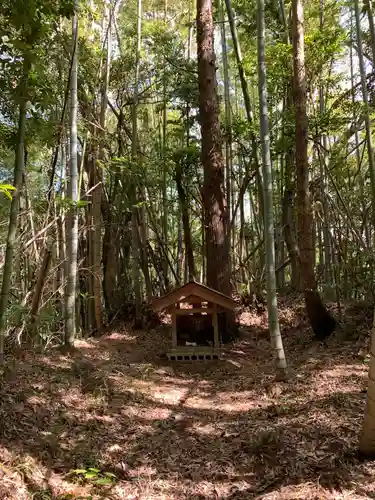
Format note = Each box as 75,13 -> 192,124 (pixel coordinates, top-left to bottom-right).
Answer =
1,297 -> 375,499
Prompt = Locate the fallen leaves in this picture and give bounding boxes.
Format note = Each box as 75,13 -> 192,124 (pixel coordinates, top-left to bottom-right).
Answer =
0,301 -> 374,499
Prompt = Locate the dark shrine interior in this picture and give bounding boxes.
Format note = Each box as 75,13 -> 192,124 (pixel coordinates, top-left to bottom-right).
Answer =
176,312 -> 227,346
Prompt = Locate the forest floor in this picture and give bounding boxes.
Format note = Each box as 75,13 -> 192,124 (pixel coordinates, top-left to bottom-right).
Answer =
1,297 -> 375,500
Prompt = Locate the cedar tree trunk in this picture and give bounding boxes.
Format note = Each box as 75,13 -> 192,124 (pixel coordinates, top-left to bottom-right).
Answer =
197,0 -> 231,297
292,0 -> 336,340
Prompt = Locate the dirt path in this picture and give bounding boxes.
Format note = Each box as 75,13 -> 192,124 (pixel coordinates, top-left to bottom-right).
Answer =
1,306 -> 375,499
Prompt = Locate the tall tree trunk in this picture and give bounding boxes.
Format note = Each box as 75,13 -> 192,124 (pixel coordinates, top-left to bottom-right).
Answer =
225,0 -> 264,228
139,189 -> 153,300
282,162 -> 301,290
0,64 -> 29,366
281,84 -> 301,291
355,0 -> 375,231
360,310 -> 375,456
358,0 -> 375,458
24,177 -> 39,262
65,5 -> 79,345
319,0 -> 334,300
257,0 -> 288,378
175,161 -> 196,280
132,0 -> 143,328
90,3 -> 113,332
292,0 -> 336,340
103,109 -> 123,318
29,249 -> 52,340
161,0 -> 169,290
239,174 -> 246,284
102,199 -> 120,318
220,0 -> 232,237
176,219 -> 183,282
197,0 -> 231,297
59,144 -> 68,321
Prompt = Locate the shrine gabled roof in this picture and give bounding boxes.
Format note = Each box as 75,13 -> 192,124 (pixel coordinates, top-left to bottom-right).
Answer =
151,280 -> 236,312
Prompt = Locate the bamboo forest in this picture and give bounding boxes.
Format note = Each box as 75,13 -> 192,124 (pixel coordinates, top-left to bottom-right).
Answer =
2,0 -> 375,498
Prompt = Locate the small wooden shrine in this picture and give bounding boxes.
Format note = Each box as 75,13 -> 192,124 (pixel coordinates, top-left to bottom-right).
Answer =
152,280 -> 236,361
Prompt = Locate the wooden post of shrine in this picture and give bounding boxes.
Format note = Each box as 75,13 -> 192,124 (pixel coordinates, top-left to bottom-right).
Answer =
212,304 -> 219,348
171,306 -> 177,348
